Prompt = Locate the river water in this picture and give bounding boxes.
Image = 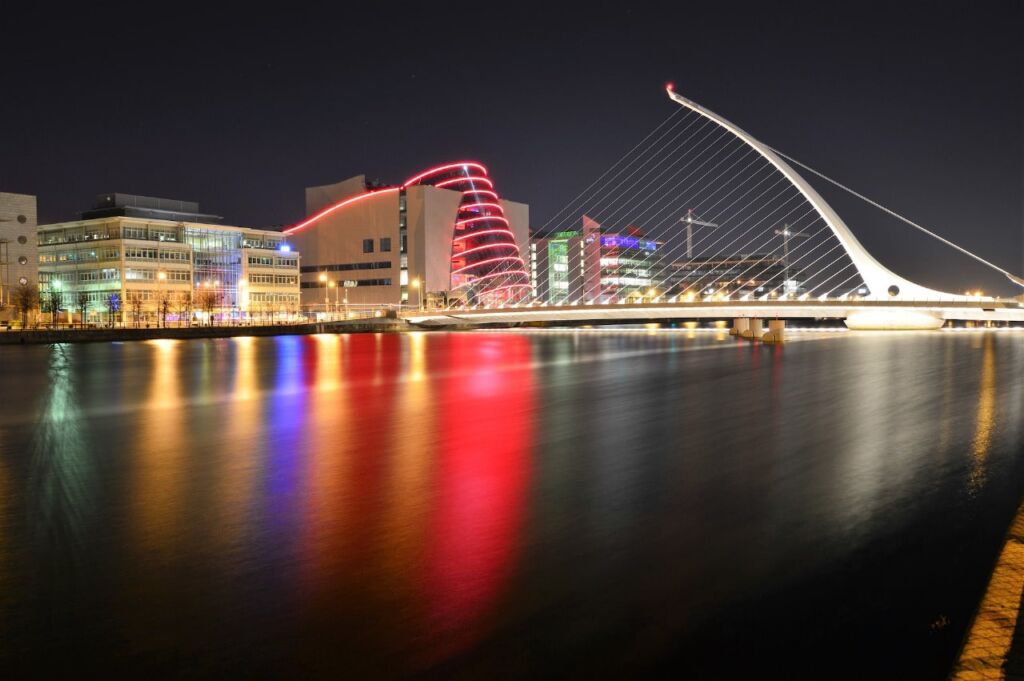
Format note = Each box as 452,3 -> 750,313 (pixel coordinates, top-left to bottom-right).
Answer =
0,329 -> 1022,678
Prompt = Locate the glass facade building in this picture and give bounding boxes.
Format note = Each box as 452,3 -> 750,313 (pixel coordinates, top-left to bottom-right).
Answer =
37,216 -> 300,324
530,216 -> 660,304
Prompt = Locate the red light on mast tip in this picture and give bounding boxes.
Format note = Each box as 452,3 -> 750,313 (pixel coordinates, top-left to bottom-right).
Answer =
665,82 -> 674,92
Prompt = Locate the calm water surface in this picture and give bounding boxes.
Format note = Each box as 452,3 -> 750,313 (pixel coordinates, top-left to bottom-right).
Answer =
0,329 -> 1022,679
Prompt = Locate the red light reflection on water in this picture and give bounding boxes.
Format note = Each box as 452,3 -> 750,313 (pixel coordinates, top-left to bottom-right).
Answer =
422,334 -> 534,661
289,333 -> 535,667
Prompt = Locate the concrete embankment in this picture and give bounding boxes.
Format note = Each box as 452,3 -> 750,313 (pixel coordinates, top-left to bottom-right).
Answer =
0,319 -> 409,345
951,500 -> 1024,680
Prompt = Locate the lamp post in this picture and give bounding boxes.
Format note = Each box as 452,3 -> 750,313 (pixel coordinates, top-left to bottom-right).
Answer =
157,270 -> 167,327
328,280 -> 337,320
237,279 -> 247,325
411,277 -> 422,311
319,273 -> 328,316
52,278 -> 63,328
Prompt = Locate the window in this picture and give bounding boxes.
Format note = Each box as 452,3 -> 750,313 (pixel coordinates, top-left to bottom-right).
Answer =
380,237 -> 391,252
126,268 -> 156,281
126,247 -> 158,260
362,239 -> 374,254
123,226 -> 146,239
300,261 -> 391,273
151,229 -> 177,242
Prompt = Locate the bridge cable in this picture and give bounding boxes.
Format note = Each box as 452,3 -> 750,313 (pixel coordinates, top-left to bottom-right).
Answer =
767,145 -> 1024,288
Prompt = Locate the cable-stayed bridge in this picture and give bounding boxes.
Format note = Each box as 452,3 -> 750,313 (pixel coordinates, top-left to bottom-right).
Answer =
407,86 -> 1024,333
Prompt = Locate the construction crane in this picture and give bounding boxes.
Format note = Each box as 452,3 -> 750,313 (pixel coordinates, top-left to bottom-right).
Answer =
680,209 -> 718,258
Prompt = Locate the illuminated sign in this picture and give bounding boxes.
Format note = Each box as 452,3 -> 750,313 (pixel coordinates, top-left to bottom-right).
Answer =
600,236 -> 656,251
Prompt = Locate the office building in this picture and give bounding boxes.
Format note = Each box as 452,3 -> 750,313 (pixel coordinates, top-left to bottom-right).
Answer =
530,216 -> 659,304
37,194 -> 300,324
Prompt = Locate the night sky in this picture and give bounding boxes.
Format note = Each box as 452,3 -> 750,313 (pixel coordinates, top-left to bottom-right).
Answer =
3,2 -> 1021,294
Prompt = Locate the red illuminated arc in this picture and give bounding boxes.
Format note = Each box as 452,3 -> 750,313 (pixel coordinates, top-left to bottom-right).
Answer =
404,162 -> 529,303
282,161 -> 530,303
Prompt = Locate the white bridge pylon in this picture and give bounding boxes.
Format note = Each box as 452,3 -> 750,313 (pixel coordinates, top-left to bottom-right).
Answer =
665,86 -> 969,302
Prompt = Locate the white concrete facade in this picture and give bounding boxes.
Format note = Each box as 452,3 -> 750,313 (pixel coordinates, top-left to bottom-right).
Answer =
0,192 -> 38,320
289,175 -> 529,310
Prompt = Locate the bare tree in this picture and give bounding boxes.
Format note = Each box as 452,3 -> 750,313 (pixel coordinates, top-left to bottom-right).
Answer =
13,282 -> 39,328
105,292 -> 121,328
175,290 -> 193,327
157,289 -> 172,328
125,291 -> 144,328
75,290 -> 90,328
43,286 -> 63,329
197,288 -> 219,326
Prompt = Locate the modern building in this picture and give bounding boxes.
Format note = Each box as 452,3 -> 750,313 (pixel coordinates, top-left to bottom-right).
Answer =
0,192 -> 38,322
286,161 -> 530,310
529,216 -> 659,304
37,194 -> 300,324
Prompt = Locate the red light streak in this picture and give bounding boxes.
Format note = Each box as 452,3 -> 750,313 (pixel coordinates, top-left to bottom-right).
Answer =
463,269 -> 530,284
403,161 -> 488,186
462,189 -> 498,199
452,228 -> 517,242
458,202 -> 504,212
283,187 -> 400,234
435,176 -> 494,189
456,215 -> 509,227
451,255 -> 524,276
452,242 -> 520,257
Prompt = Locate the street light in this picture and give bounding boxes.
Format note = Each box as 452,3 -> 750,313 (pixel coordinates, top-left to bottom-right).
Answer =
411,277 -> 422,311
52,279 -> 63,328
328,280 -> 337,319
319,272 -> 328,314
157,270 -> 167,327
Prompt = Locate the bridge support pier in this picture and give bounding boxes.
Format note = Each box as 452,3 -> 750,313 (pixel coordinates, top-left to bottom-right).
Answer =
742,318 -> 764,339
762,319 -> 785,343
730,317 -> 750,336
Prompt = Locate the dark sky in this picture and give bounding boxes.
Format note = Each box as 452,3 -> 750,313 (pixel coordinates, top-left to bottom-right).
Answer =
3,2 -> 1021,294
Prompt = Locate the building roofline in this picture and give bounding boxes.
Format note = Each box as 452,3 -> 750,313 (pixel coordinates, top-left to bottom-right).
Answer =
38,215 -> 288,237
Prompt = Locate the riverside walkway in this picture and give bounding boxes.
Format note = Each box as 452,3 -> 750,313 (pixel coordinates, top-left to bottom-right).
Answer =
952,501 -> 1024,680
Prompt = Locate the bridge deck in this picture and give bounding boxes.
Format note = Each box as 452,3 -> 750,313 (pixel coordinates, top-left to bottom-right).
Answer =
404,299 -> 1024,326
